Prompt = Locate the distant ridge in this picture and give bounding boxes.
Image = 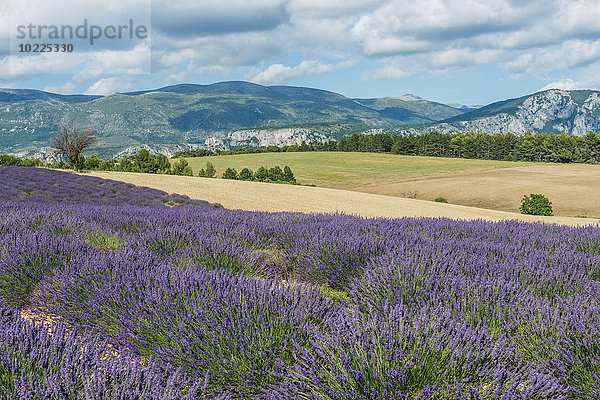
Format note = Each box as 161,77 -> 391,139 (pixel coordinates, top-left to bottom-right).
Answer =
396,94 -> 424,101
0,81 -> 469,158
429,89 -> 600,136
1,82 -> 599,159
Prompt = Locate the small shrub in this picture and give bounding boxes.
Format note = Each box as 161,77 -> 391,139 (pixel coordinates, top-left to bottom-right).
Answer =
520,194 -> 553,216
434,197 -> 448,203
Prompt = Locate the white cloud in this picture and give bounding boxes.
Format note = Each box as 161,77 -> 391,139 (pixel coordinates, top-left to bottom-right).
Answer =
2,0 -> 600,92
84,76 -> 133,95
43,81 -> 77,94
286,0 -> 386,18
353,0 -> 600,80
538,61 -> 600,92
538,79 -> 583,91
151,0 -> 288,36
0,53 -> 88,79
249,59 -> 354,85
362,64 -> 416,80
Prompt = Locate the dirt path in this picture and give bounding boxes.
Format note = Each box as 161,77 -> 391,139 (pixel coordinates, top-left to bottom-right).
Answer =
83,171 -> 600,227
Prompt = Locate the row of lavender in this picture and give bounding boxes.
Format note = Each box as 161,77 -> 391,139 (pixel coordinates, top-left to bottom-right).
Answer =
1,166 -> 600,399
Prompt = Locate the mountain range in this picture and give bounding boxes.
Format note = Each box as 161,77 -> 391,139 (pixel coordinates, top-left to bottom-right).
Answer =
0,81 -> 599,159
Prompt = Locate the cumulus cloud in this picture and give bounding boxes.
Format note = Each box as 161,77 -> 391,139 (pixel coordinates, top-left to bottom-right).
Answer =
352,0 -> 600,80
151,0 -> 288,36
538,79 -> 583,91
249,59 -> 354,85
0,53 -> 88,79
507,40 -> 600,77
362,64 -> 417,80
538,62 -> 600,92
43,81 -> 77,94
84,76 -> 133,95
2,0 -> 600,93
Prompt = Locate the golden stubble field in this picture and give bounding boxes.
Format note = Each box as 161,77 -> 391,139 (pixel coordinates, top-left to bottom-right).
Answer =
360,163 -> 600,219
84,170 -> 599,227
180,152 -> 600,219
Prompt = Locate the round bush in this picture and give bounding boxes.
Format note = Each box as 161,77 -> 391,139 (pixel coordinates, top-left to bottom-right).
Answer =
520,193 -> 553,216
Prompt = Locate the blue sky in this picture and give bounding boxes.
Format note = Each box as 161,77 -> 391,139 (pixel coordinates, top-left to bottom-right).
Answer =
1,0 -> 600,105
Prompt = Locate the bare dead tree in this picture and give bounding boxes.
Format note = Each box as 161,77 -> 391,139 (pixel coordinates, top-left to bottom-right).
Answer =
50,124 -> 98,170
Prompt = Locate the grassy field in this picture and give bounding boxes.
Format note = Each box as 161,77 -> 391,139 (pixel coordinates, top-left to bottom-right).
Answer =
178,152 -> 528,189
176,152 -> 600,218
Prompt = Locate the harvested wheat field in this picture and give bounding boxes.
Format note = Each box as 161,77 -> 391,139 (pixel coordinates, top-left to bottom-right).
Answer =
182,153 -> 600,218
84,171 -> 599,227
359,163 -> 600,218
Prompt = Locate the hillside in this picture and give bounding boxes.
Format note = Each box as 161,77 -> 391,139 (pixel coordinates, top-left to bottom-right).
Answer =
354,95 -> 466,123
399,89 -> 600,136
181,152 -> 522,189
0,82 -> 468,159
3,83 -> 600,159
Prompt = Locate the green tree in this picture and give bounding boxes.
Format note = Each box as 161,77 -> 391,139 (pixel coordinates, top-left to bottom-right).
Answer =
299,141 -> 311,152
198,161 -> 215,177
283,166 -> 296,183
205,162 -> 216,178
155,154 -> 171,174
133,149 -> 154,172
172,158 -> 193,176
254,166 -> 268,182
518,132 -> 536,161
239,167 -> 254,181
267,166 -> 284,181
0,154 -> 23,166
85,154 -> 101,170
222,167 -> 239,180
74,153 -> 86,171
117,156 -> 133,172
520,194 -> 553,216
337,137 -> 349,152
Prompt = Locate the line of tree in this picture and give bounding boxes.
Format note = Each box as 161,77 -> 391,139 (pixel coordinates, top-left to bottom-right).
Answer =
0,154 -> 44,167
174,131 -> 600,164
4,130 -> 600,172
77,149 -> 195,176
222,165 -> 296,183
0,149 -> 195,177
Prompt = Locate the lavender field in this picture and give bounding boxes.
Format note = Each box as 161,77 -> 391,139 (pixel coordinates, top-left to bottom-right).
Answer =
1,166 -> 600,399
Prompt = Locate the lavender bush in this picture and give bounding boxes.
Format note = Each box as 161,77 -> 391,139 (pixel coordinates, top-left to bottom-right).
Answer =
1,165 -> 600,399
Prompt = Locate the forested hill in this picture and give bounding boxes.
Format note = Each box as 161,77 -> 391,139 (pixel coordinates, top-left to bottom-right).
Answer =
1,82 -> 600,159
0,82 -> 469,159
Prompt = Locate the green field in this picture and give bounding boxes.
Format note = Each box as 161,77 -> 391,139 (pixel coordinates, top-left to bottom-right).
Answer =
179,152 -> 531,189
